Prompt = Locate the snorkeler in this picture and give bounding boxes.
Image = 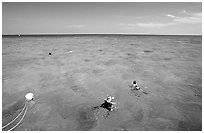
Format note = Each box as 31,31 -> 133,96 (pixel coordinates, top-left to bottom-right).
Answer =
130,81 -> 148,95
100,96 -> 116,111
93,95 -> 116,117
131,80 -> 141,90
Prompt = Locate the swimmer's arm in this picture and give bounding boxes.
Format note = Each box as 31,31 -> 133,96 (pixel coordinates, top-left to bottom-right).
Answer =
110,102 -> 116,104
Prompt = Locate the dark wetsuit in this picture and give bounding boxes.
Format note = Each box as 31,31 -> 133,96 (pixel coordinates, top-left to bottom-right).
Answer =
100,100 -> 113,111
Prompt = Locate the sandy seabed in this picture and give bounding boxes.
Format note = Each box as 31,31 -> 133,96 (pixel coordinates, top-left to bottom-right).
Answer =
2,35 -> 202,131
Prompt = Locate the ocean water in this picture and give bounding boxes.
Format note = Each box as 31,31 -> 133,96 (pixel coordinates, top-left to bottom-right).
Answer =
2,35 -> 202,131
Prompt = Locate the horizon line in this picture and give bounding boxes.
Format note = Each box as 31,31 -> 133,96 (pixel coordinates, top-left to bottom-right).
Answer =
2,33 -> 202,36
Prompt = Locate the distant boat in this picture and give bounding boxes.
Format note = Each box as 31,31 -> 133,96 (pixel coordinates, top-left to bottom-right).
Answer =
18,35 -> 20,37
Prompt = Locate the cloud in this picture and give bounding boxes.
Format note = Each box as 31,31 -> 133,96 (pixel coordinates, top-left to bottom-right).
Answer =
134,23 -> 168,28
114,15 -> 146,19
166,14 -> 180,19
173,12 -> 202,24
119,11 -> 202,29
119,22 -> 172,28
66,24 -> 87,28
166,12 -> 202,24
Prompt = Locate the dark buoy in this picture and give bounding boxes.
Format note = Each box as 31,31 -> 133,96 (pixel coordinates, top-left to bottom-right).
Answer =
48,52 -> 52,55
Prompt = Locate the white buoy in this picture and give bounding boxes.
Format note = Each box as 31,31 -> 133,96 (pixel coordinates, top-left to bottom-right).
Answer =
68,50 -> 73,54
25,93 -> 34,101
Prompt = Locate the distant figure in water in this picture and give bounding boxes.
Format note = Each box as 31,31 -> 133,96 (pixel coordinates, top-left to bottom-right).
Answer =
48,52 -> 52,55
130,81 -> 148,95
131,80 -> 140,90
94,95 -> 116,117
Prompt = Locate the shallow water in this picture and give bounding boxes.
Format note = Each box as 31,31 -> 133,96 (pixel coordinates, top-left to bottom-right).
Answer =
2,35 -> 202,131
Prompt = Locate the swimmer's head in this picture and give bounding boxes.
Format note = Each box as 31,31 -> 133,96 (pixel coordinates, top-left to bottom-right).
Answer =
107,99 -> 112,103
106,96 -> 114,102
107,96 -> 111,100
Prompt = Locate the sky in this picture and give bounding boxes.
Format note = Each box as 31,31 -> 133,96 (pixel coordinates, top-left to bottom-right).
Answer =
2,2 -> 202,35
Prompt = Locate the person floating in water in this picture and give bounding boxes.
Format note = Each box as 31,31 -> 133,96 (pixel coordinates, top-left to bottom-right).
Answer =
130,80 -> 141,90
130,80 -> 148,95
101,96 -> 116,111
94,95 -> 116,117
